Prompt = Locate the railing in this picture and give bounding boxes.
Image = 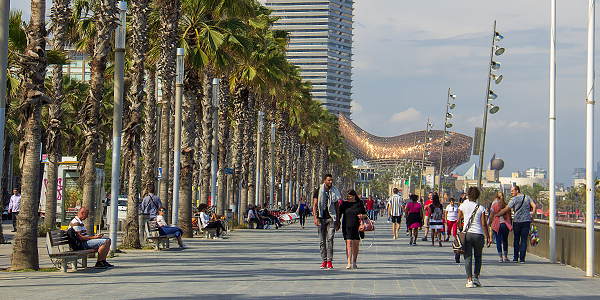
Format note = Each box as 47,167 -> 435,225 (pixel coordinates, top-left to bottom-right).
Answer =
521,220 -> 600,275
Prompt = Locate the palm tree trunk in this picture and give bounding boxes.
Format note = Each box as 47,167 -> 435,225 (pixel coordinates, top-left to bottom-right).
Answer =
199,68 -> 215,206
178,69 -> 198,238
80,0 -> 118,233
121,0 -> 150,248
11,0 -> 47,270
157,0 -> 180,223
231,85 -> 247,218
142,69 -> 157,192
216,74 -> 230,216
44,0 -> 70,231
192,95 -> 202,208
247,91 -> 256,207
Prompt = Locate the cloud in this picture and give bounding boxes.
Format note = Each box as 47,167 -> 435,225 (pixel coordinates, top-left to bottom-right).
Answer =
390,108 -> 422,123
351,101 -> 363,113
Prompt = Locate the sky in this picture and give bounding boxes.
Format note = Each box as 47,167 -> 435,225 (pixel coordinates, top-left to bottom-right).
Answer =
12,0 -> 600,186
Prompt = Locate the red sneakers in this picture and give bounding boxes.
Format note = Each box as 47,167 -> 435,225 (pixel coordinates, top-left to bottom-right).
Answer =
320,262 -> 327,269
327,261 -> 333,269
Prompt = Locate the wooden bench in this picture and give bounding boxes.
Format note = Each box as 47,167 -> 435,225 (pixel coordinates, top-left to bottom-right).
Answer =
46,230 -> 96,273
145,220 -> 177,250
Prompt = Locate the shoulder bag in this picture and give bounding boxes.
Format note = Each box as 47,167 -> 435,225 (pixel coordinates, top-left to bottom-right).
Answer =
453,204 -> 479,255
359,203 -> 375,232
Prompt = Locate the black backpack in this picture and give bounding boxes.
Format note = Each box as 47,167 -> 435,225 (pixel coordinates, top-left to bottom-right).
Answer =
66,227 -> 83,250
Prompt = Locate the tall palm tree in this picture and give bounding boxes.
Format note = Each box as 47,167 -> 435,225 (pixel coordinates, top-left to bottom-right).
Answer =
44,0 -> 72,231
155,0 -> 180,222
11,0 -> 48,271
78,0 -> 117,233
121,0 -> 152,249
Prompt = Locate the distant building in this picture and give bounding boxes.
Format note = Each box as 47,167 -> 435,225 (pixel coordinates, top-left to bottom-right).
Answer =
265,0 -> 354,116
526,168 -> 547,179
572,168 -> 586,187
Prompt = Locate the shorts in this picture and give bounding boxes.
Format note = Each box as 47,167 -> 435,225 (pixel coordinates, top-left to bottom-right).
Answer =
424,216 -> 430,228
391,216 -> 402,223
81,238 -> 109,250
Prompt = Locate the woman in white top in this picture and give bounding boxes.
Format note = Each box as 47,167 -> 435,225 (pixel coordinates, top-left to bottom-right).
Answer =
198,203 -> 227,237
457,187 -> 491,288
444,198 -> 459,241
156,207 -> 186,248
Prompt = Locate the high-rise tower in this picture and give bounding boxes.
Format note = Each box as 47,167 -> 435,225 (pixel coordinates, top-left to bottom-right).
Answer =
265,0 -> 353,116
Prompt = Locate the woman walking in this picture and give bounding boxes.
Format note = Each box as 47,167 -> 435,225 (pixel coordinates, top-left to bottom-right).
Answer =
488,192 -> 512,262
405,194 -> 423,246
298,197 -> 309,229
340,189 -> 367,269
445,198 -> 459,242
429,194 -> 444,247
457,186 -> 491,288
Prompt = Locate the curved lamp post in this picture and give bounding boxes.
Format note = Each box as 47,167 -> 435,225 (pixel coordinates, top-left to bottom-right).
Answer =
418,119 -> 434,198
477,20 -> 505,189
438,89 -> 456,196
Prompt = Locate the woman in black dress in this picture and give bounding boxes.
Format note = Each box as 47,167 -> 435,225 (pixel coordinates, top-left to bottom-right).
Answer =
340,189 -> 367,269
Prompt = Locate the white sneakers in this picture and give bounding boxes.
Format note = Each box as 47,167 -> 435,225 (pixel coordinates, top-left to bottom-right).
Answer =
466,281 -> 477,288
466,278 -> 481,288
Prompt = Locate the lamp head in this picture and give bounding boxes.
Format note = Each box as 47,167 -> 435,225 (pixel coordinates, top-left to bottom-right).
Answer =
491,74 -> 503,84
489,105 -> 500,114
495,31 -> 504,42
495,46 -> 505,56
488,90 -> 498,100
444,141 -> 452,146
449,103 -> 456,109
450,94 -> 456,100
446,112 -> 453,119
491,61 -> 501,71
445,123 -> 453,128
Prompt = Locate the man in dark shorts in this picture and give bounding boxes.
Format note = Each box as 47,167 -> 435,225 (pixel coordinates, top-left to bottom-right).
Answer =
313,174 -> 341,269
69,207 -> 113,269
387,188 -> 405,239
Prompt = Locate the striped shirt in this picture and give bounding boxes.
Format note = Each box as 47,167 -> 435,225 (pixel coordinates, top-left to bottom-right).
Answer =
69,216 -> 88,236
387,194 -> 404,216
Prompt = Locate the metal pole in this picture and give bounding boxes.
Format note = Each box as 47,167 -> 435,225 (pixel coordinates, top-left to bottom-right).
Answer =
270,123 -> 275,208
211,78 -> 219,207
549,0 -> 557,264
585,0 -> 595,277
109,1 -> 127,251
478,21 -> 497,189
171,48 -> 184,226
288,142 -> 294,206
255,111 -> 263,206
281,131 -> 286,207
438,88 -> 451,195
419,119 -> 430,199
0,0 -> 9,194
296,143 -> 301,206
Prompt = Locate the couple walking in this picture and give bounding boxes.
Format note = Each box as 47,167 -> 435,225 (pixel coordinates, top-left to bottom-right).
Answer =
312,174 -> 368,269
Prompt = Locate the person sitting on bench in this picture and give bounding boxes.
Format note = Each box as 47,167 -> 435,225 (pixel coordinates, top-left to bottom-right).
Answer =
69,207 -> 113,269
247,204 -> 265,229
156,207 -> 187,248
198,204 -> 227,237
259,206 -> 282,229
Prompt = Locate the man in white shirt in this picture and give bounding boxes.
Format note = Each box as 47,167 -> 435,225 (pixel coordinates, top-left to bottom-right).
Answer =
7,189 -> 20,232
387,188 -> 405,239
69,207 -> 113,269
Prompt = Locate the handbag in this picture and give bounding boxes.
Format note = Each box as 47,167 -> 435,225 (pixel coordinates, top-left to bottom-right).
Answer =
359,216 -> 375,232
453,204 -> 479,255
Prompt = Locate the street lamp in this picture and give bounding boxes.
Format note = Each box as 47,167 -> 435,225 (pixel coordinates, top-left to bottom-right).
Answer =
438,89 -> 455,196
419,119 -> 433,198
270,123 -> 276,208
477,20 -> 505,189
172,47 -> 184,226
255,111 -> 263,206
109,1 -> 127,251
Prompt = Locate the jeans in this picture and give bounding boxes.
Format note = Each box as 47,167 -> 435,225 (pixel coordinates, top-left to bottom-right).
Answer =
367,210 -> 373,220
495,223 -> 509,256
318,218 -> 336,262
513,221 -> 531,261
11,212 -> 18,230
463,233 -> 484,278
299,211 -> 306,226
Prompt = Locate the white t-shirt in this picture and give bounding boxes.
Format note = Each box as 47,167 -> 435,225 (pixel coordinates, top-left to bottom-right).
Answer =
445,204 -> 459,221
156,215 -> 168,227
200,212 -> 210,228
459,201 -> 486,235
69,216 -> 88,236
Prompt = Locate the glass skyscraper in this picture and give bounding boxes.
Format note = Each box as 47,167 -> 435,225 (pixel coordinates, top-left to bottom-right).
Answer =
265,0 -> 354,116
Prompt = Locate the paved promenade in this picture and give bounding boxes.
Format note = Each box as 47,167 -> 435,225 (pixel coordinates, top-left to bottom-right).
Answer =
1,218 -> 599,299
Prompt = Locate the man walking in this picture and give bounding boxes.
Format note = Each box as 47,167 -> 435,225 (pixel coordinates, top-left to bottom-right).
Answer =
8,188 -> 20,232
388,188 -> 404,239
141,185 -> 162,219
313,174 -> 341,269
366,196 -> 375,220
494,185 -> 536,263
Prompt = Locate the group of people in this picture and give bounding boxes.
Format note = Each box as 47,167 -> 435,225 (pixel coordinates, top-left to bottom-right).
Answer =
247,204 -> 282,229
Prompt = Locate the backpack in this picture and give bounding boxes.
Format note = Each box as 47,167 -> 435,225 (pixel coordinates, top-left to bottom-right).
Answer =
432,205 -> 443,220
66,227 -> 83,251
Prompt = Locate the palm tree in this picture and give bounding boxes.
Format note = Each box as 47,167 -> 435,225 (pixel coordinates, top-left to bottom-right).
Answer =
78,0 -> 117,233
11,0 -> 48,271
121,0 -> 152,249
44,0 -> 72,231
155,0 -> 180,222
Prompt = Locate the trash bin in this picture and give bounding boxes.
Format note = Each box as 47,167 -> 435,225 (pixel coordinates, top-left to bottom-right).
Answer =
138,213 -> 151,244
225,209 -> 233,223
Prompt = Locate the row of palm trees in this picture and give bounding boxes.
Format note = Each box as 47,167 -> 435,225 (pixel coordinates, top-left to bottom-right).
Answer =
6,0 -> 356,270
